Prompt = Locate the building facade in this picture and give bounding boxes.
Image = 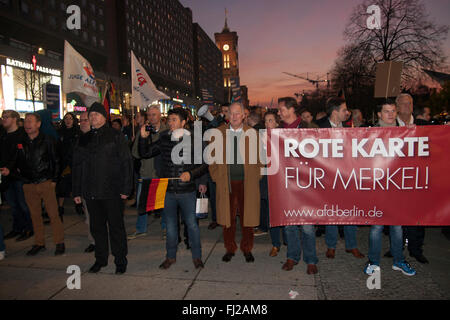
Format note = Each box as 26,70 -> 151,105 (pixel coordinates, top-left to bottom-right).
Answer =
214,16 -> 243,104
115,0 -> 200,114
0,0 -> 225,117
193,23 -> 224,106
0,0 -> 113,117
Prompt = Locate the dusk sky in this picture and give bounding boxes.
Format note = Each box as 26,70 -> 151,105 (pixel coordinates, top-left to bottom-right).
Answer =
180,0 -> 450,107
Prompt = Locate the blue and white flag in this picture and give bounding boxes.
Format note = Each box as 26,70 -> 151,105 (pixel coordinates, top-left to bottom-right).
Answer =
63,41 -> 99,107
131,51 -> 168,107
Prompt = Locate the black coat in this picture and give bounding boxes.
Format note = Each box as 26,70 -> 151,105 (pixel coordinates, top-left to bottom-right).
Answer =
0,127 -> 28,188
15,131 -> 60,184
57,126 -> 81,172
138,129 -> 208,194
316,117 -> 349,128
414,118 -> 431,126
72,124 -> 134,200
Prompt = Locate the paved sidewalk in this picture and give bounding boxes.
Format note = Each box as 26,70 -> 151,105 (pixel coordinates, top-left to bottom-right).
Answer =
0,203 -> 449,300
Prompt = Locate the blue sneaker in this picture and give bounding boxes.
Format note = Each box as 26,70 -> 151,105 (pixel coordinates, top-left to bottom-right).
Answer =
364,262 -> 380,275
392,261 -> 416,276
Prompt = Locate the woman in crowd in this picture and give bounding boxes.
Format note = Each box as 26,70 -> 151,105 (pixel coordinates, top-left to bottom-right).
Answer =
262,110 -> 287,257
56,112 -> 82,220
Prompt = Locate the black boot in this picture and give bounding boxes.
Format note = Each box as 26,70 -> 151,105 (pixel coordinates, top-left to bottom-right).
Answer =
55,243 -> 65,256
75,203 -> 84,215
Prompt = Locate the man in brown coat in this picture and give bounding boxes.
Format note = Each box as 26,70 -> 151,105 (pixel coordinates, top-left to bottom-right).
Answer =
209,102 -> 262,263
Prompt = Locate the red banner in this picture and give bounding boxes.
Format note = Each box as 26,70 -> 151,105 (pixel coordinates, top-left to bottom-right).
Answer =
267,126 -> 450,226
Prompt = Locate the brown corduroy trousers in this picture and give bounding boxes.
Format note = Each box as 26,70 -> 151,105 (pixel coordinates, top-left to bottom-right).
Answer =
223,180 -> 254,254
23,180 -> 64,246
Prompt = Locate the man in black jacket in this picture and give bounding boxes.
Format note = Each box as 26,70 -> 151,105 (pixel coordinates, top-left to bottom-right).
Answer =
139,108 -> 208,270
0,110 -> 33,242
413,105 -> 432,126
73,102 -> 133,274
318,97 -> 365,260
397,97 -> 429,264
1,112 -> 64,256
277,97 -> 318,274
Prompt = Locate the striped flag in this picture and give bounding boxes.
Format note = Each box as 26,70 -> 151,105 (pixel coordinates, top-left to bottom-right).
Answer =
138,178 -> 169,214
230,77 -> 241,102
102,83 -> 111,121
110,80 -> 116,96
110,80 -> 116,105
201,88 -> 214,104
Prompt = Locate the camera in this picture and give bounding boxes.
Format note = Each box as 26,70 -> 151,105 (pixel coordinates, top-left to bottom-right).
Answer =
145,125 -> 156,134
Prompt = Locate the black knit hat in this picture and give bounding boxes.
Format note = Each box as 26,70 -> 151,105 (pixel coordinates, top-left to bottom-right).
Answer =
89,102 -> 107,119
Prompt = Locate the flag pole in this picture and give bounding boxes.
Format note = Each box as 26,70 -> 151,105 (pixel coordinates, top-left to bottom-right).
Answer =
131,102 -> 135,141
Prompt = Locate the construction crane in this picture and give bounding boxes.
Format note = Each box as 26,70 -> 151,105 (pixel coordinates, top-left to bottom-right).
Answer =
283,72 -> 330,90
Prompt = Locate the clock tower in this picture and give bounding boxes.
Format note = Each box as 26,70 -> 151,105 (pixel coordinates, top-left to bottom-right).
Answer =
215,10 -> 240,103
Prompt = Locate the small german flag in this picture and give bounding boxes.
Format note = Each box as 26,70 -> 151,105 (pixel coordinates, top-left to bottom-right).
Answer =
138,178 -> 169,214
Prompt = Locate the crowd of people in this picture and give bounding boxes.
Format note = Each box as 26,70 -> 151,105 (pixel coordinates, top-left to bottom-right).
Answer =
0,94 -> 449,277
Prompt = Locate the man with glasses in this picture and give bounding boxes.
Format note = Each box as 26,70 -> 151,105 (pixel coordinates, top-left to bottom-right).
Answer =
128,105 -> 168,240
77,112 -> 96,253
0,111 -> 34,242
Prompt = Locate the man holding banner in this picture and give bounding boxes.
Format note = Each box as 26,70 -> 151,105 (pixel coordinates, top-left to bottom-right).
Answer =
396,93 -> 428,264
139,108 -> 208,270
364,100 -> 416,276
277,97 -> 319,274
318,97 -> 365,260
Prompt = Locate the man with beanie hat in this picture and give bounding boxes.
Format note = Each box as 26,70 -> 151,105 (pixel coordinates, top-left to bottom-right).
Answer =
73,102 -> 134,275
88,102 -> 108,119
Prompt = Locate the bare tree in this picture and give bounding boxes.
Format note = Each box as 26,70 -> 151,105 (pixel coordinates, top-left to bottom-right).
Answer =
14,68 -> 50,111
331,43 -> 375,95
343,0 -> 448,83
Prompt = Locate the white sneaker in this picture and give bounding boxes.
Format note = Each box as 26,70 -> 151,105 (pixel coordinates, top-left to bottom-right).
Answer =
0,251 -> 5,260
364,262 -> 380,275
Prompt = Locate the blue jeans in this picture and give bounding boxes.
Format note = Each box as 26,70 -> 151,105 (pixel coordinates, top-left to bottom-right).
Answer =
164,192 -> 201,260
270,226 -> 286,249
368,225 -> 404,265
0,224 -> 5,252
325,225 -> 358,250
284,225 -> 318,265
4,181 -> 33,232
